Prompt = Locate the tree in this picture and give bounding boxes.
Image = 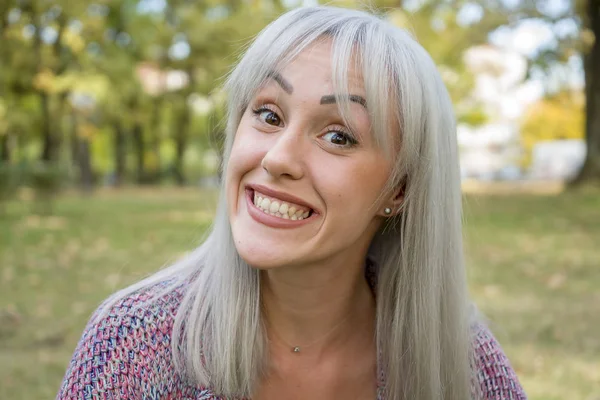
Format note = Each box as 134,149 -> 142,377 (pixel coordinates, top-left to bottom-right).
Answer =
102,1 -> 154,185
22,1 -> 86,163
0,0 -> 39,164
163,0 -> 280,184
456,0 -> 597,185
574,0 -> 600,185
340,1 -> 517,126
388,0 -> 598,184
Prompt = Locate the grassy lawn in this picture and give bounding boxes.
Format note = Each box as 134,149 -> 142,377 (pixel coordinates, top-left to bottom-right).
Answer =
1,187 -> 599,399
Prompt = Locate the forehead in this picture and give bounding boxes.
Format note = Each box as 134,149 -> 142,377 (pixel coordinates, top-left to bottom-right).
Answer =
272,39 -> 366,95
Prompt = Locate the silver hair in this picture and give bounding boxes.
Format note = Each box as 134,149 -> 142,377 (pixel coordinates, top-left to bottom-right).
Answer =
98,6 -> 476,399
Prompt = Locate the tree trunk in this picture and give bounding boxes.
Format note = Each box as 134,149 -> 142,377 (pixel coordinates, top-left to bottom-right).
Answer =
113,120 -> 127,186
77,137 -> 94,192
128,94 -> 147,184
571,0 -> 600,186
40,92 -> 54,162
173,105 -> 190,186
54,92 -> 68,161
71,113 -> 94,192
148,97 -> 162,183
30,4 -> 55,164
132,122 -> 146,184
69,108 -> 78,166
0,3 -> 9,163
0,134 -> 10,162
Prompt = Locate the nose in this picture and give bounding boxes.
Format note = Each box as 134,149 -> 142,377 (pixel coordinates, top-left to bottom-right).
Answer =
261,126 -> 305,180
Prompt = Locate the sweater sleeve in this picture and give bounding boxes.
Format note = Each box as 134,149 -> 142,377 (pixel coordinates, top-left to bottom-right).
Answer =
56,298 -> 142,400
56,285 -> 220,400
472,322 -> 527,399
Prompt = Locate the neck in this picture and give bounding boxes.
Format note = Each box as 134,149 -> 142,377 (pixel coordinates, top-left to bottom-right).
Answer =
261,255 -> 376,355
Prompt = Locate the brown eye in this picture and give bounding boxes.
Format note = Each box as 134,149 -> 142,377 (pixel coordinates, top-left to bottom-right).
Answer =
328,132 -> 348,145
253,108 -> 282,126
264,111 -> 280,125
321,131 -> 358,148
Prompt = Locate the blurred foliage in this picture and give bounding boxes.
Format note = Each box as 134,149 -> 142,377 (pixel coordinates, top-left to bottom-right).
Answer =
521,90 -> 585,167
0,0 -> 598,196
0,0 -> 281,192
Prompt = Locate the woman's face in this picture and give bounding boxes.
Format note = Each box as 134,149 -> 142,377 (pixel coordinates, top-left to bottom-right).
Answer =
226,40 -> 394,269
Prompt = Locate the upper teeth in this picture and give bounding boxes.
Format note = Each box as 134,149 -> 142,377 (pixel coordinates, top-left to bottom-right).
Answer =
253,191 -> 311,220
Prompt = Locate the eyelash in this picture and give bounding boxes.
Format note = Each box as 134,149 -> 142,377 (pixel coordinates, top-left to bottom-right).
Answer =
251,105 -> 359,148
251,105 -> 279,123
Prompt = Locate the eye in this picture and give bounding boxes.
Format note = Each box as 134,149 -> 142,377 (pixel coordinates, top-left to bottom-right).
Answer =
321,131 -> 358,148
252,107 -> 282,126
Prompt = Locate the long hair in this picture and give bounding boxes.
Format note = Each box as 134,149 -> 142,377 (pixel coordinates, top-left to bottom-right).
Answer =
98,6 -> 474,399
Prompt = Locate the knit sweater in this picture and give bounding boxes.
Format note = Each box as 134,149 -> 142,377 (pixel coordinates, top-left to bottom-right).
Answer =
57,281 -> 527,399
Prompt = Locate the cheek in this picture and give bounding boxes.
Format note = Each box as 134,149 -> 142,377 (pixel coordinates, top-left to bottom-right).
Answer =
225,133 -> 259,215
227,127 -> 265,182
318,159 -> 390,213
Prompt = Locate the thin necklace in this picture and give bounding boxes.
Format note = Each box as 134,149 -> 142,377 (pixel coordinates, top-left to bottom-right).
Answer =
266,311 -> 355,354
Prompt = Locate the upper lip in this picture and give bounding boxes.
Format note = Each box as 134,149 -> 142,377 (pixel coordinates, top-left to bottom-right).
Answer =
247,184 -> 318,213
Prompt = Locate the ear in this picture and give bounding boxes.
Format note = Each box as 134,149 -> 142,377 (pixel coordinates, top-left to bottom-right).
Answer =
379,185 -> 405,217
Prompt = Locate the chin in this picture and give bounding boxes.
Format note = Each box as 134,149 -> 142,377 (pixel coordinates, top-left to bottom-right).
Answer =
235,243 -> 296,270
231,223 -> 311,270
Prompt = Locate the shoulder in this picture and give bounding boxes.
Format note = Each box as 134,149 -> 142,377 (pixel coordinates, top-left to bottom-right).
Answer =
57,280 -> 212,399
471,321 -> 527,399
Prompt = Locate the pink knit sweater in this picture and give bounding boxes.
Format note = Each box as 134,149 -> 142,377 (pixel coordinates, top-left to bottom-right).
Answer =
57,281 -> 527,399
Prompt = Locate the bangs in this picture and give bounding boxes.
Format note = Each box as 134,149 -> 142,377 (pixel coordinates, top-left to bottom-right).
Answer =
330,20 -> 398,158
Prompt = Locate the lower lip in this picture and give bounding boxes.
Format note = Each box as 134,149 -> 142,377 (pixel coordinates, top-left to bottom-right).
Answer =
245,189 -> 316,229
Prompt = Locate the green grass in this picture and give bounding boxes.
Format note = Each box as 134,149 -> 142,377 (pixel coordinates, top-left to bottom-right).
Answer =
463,191 -> 600,399
1,188 -> 599,399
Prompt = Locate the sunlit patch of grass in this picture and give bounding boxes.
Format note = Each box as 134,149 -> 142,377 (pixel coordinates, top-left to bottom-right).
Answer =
1,187 -> 599,399
464,190 -> 600,400
0,189 -> 217,400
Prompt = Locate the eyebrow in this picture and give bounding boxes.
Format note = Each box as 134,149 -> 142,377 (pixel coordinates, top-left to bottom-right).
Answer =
267,71 -> 293,94
266,71 -> 367,109
320,94 -> 367,108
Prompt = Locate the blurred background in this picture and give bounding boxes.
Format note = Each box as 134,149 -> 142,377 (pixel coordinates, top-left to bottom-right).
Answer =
0,0 -> 599,399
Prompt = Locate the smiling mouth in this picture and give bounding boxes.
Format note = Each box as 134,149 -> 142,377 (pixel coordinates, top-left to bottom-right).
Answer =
247,189 -> 314,220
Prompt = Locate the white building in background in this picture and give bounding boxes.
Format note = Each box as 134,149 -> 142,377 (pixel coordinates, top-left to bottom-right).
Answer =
458,123 -> 522,181
458,45 -> 538,181
529,140 -> 586,181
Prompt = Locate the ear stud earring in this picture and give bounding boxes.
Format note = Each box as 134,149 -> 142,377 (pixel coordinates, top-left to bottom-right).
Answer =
384,207 -> 392,215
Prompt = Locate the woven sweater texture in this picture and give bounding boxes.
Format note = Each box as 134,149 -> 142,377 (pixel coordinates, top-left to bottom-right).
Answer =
57,282 -> 527,400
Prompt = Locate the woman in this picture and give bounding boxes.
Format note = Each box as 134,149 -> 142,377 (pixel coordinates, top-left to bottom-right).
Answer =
58,6 -> 526,400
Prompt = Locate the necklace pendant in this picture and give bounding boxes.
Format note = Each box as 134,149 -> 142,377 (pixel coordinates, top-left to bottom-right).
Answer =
292,346 -> 301,353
